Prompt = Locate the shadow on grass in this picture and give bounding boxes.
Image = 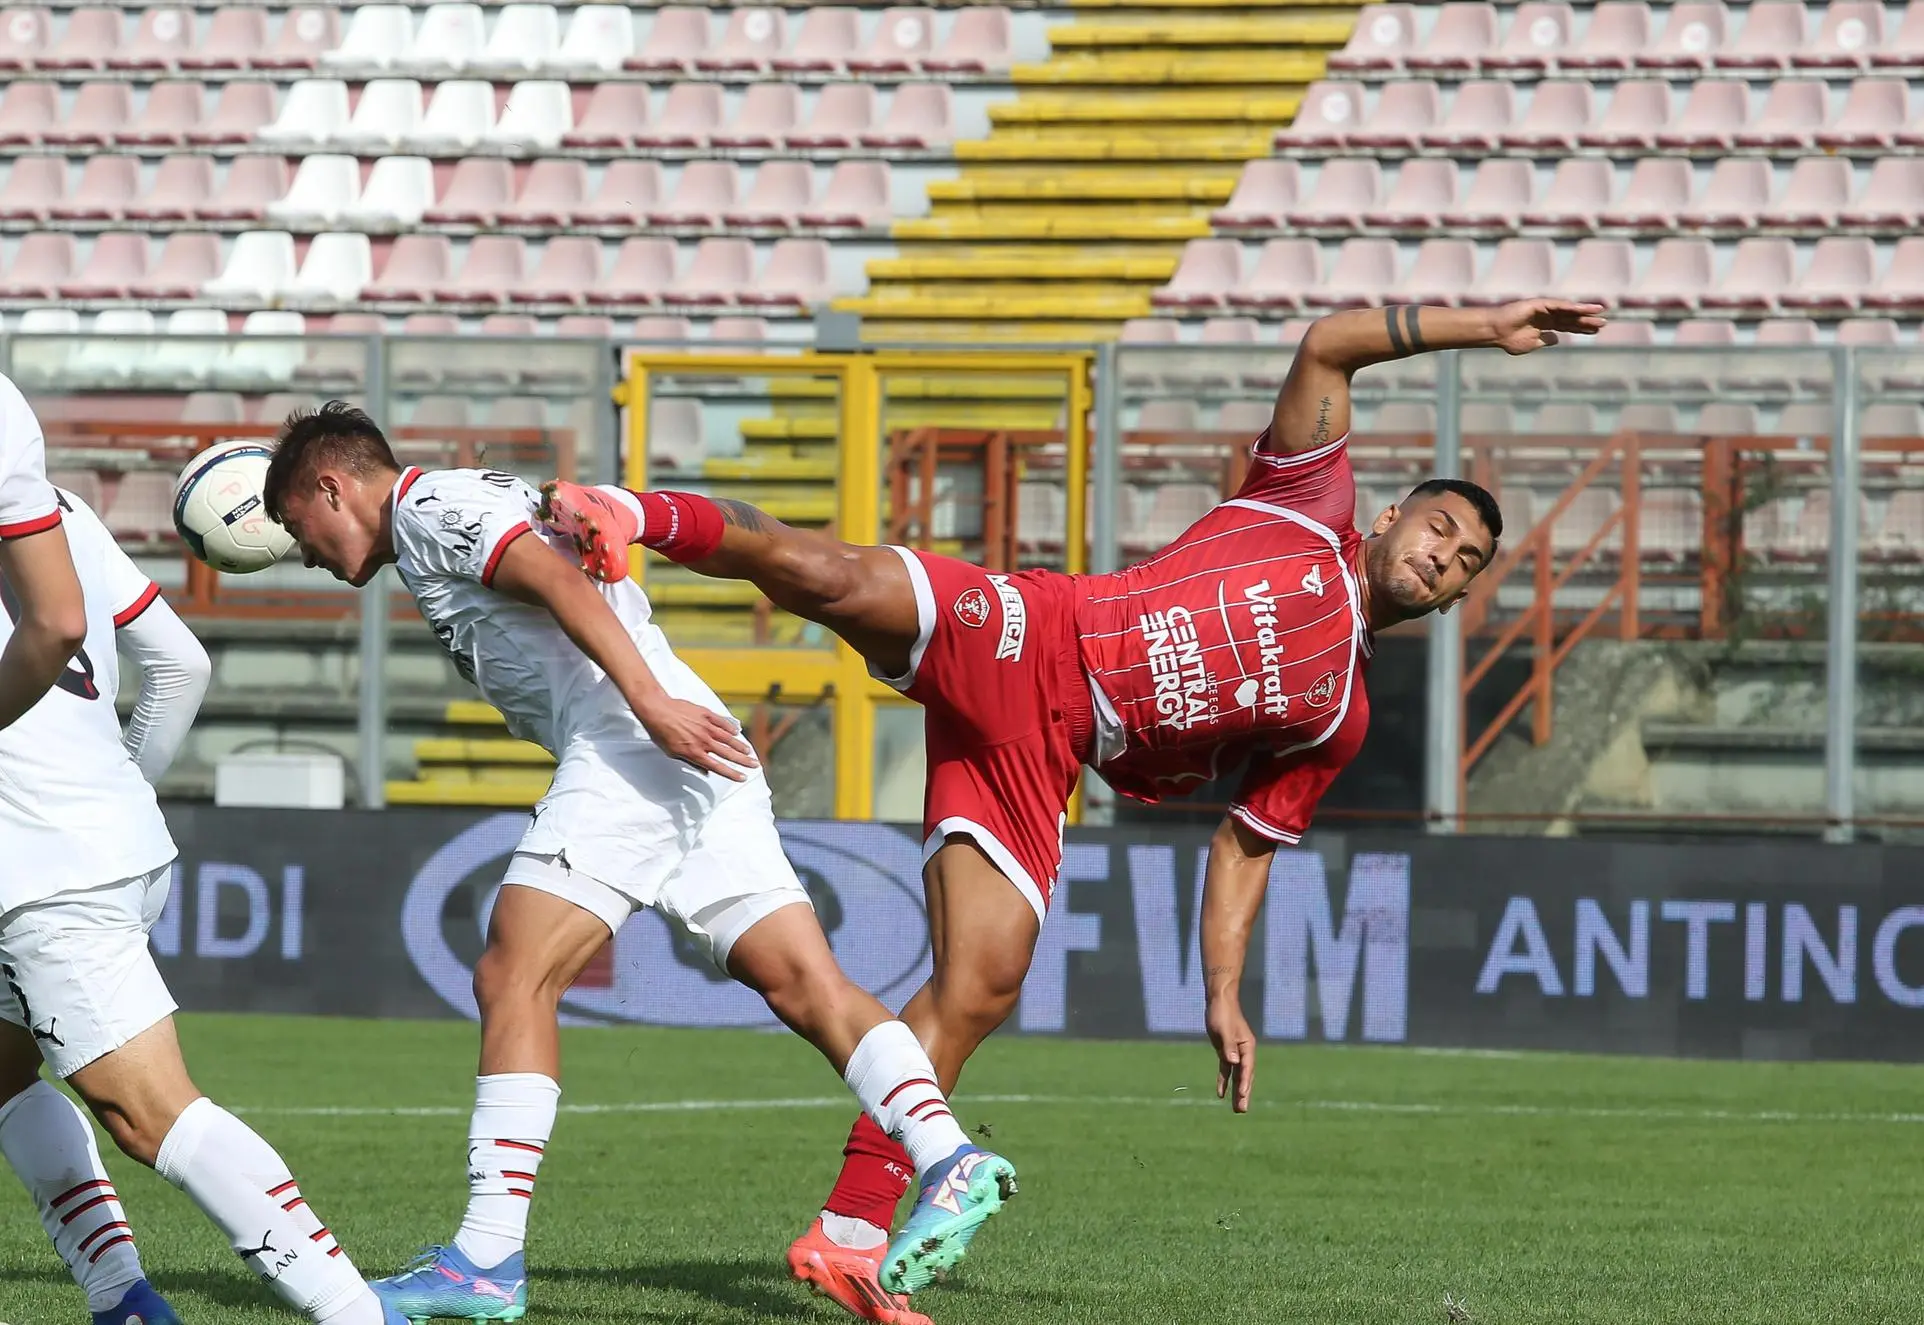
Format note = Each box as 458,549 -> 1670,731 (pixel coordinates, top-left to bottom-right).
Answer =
540,1258 -> 819,1320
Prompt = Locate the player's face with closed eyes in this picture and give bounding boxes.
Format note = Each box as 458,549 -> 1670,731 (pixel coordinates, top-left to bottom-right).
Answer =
1364,490 -> 1495,618
276,475 -> 381,587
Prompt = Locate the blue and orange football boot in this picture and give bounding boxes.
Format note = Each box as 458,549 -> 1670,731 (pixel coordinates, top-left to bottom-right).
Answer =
879,1146 -> 1017,1296
370,1244 -> 526,1323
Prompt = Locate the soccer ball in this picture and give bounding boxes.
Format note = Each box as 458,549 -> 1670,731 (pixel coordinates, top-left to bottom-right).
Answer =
173,440 -> 295,574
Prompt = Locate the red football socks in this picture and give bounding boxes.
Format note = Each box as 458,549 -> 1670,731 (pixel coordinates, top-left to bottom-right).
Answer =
821,1113 -> 915,1230
625,489 -> 725,564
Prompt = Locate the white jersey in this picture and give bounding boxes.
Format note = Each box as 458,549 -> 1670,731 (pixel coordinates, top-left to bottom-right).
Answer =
390,467 -> 757,886
0,372 -> 59,541
0,489 -> 175,911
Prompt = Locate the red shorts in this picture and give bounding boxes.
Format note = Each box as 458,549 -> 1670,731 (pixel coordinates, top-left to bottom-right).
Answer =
872,547 -> 1094,922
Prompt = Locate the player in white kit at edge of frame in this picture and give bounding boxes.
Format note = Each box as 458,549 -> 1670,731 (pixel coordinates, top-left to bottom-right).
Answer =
262,401 -> 1016,1325
0,376 -> 423,1325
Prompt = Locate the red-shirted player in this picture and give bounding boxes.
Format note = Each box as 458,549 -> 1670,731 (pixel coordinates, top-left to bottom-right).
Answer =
539,298 -> 1604,1323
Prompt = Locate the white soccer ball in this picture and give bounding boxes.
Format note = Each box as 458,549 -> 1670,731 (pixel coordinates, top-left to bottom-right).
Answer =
173,440 -> 296,574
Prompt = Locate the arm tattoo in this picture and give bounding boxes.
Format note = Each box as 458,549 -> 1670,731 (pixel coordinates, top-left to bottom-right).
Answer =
1384,305 -> 1408,356
1310,395 -> 1333,446
1403,305 -> 1428,354
714,499 -> 771,533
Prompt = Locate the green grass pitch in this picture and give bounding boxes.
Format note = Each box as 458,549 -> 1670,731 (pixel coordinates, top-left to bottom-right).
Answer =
3,1013 -> 1921,1324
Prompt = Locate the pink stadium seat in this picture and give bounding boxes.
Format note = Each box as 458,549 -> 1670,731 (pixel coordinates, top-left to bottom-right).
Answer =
1640,490 -> 1703,563
1500,79 -> 1595,151
926,7 -> 1013,74
1285,82 -> 1367,150
111,6 -> 195,71
1578,79 -> 1670,151
188,80 -> 276,145
707,315 -> 768,342
257,6 -> 341,71
424,157 -> 514,226
364,234 -> 454,303
1840,156 -> 1924,230
1796,2 -> 1883,70
1619,237 -> 1713,312
1700,237 -> 1797,313
1421,79 -> 1514,151
1521,157 -> 1612,232
1328,4 -> 1417,74
1873,490 -> 1924,560
1640,319 -> 1734,394
743,238 -> 832,309
0,233 -> 75,299
726,158 -> 812,228
1553,318 -> 1653,391
712,83 -> 801,150
1400,238 -> 1478,305
1407,3 -> 1499,72
787,83 -> 877,149
435,235 -> 527,306
1781,236 -> 1877,311
105,473 -> 178,543
634,83 -> 724,150
849,8 -> 936,74
628,7 -> 709,74
1286,158 -> 1381,229
586,236 -> 678,307
45,82 -> 133,147
508,234 -> 602,305
801,159 -> 890,230
1697,402 -> 1762,436
1764,156 -> 1853,228
126,154 -> 213,222
649,160 -> 739,227
118,80 -> 206,147
1677,156 -> 1771,229
1818,78 -> 1905,150
664,237 -> 754,307
1654,79 -> 1748,151
1444,158 -> 1533,229
695,6 -> 785,74
1348,82 -> 1440,151
132,231 -> 222,300
61,232 -> 149,300
861,83 -> 953,150
1155,239 -> 1242,311
1483,2 -> 1572,72
0,8 -> 53,70
1638,2 -> 1727,71
200,155 -> 287,222
1304,238 -> 1399,309
774,7 -> 859,74
563,82 -> 651,150
1558,1 -> 1651,71
499,159 -> 591,229
1555,238 -> 1635,304
178,6 -> 269,71
1716,1 -> 1806,71
1211,159 -> 1301,230
573,159 -> 665,227
1872,4 -> 1924,71
1364,159 -> 1458,229
554,314 -> 616,339
1600,157 -> 1693,231
39,7 -> 121,72
1469,237 -> 1557,303
1732,78 -> 1825,149
50,153 -> 138,222
0,157 -> 64,222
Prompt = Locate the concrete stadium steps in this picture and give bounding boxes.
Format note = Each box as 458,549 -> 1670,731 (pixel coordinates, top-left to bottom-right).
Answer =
842,6 -> 1356,339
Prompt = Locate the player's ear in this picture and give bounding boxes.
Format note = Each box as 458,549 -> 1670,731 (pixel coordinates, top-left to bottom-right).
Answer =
1370,503 -> 1399,537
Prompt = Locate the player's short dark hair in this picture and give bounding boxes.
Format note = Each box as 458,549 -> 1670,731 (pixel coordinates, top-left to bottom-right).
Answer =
262,399 -> 399,525
1405,477 -> 1503,559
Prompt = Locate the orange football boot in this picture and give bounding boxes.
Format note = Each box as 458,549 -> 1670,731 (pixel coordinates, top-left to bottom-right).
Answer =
787,1218 -> 933,1325
537,479 -> 635,584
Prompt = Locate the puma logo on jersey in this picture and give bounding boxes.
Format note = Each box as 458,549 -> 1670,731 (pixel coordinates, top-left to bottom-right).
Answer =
1301,564 -> 1327,598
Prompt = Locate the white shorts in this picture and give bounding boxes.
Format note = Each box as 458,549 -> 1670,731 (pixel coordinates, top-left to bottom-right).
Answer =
501,773 -> 812,972
0,865 -> 177,1079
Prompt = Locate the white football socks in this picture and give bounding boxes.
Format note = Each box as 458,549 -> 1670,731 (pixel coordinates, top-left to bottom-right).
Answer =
452,1072 -> 559,1271
0,1079 -> 145,1311
154,1096 -> 386,1325
842,1021 -> 971,1177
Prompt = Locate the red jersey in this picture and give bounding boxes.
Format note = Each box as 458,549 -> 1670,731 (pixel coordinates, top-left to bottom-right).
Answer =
1072,430 -> 1373,845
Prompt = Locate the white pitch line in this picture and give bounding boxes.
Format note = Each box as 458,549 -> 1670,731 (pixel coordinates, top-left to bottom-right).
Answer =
230,1094 -> 1924,1127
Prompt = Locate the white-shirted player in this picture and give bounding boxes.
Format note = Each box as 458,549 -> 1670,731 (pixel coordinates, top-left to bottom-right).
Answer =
0,372 -> 88,732
263,401 -> 1011,1325
0,474 -> 415,1325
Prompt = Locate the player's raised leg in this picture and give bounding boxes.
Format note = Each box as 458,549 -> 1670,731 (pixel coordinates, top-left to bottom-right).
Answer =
0,1021 -> 181,1325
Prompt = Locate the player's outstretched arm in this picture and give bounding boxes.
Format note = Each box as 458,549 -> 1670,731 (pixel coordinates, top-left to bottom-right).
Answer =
1199,815 -> 1282,1114
0,523 -> 87,730
487,532 -> 758,780
118,594 -> 212,782
1272,299 -> 1609,456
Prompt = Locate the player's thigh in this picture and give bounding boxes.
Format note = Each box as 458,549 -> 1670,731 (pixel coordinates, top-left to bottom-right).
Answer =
482,873 -> 627,996
656,781 -> 816,979
777,539 -> 925,679
64,1015 -> 199,1137
923,838 -> 1041,1008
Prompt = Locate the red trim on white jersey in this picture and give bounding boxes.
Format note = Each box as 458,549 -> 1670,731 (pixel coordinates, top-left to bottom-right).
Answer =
481,522 -> 533,586
112,581 -> 161,628
0,508 -> 61,540
393,466 -> 425,504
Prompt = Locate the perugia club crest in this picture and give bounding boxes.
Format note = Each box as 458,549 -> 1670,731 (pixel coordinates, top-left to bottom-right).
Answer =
954,588 -> 991,628
1305,670 -> 1339,708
